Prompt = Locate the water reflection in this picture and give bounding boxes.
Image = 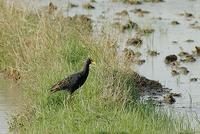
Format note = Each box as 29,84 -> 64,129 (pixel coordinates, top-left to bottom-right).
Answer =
0,75 -> 19,134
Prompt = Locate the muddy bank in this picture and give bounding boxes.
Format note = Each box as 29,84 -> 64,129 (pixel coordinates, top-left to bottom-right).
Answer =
111,68 -> 172,102
131,72 -> 180,105
132,72 -> 169,95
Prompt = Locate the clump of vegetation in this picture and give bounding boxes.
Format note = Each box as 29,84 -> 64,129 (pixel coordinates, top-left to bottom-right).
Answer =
131,8 -> 150,14
147,50 -> 160,56
171,20 -> 180,25
178,51 -> 190,57
123,20 -> 139,31
0,1 -> 195,133
144,0 -> 164,2
123,48 -> 135,60
131,8 -> 150,17
134,51 -> 142,57
67,2 -> 78,9
172,41 -> 178,44
190,78 -> 198,82
178,67 -> 189,75
48,2 -> 57,14
179,12 -> 194,18
135,59 -> 146,65
190,21 -> 200,30
123,0 -> 142,4
137,27 -> 155,35
171,93 -> 181,97
126,36 -> 143,47
116,10 -> 129,16
164,93 -> 176,104
170,62 -> 190,76
178,48 -> 195,63
112,20 -> 139,32
163,93 -> 181,104
165,55 -> 177,64
115,0 -> 163,5
195,46 -> 200,55
82,3 -> 95,9
185,39 -> 194,43
180,55 -> 196,63
191,24 -> 200,30
171,70 -> 179,76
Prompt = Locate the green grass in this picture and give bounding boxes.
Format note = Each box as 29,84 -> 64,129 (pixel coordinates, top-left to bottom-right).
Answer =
0,1 -> 195,133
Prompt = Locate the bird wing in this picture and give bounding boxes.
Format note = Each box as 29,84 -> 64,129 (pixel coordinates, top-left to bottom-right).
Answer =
50,72 -> 82,93
50,77 -> 70,93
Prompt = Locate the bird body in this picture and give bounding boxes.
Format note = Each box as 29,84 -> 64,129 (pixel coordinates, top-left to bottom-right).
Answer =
51,58 -> 95,94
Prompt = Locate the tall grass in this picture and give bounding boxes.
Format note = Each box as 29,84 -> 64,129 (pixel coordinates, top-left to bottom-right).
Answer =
0,1 -> 194,133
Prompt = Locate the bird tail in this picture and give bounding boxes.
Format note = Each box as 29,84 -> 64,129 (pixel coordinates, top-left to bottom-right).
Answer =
50,84 -> 61,93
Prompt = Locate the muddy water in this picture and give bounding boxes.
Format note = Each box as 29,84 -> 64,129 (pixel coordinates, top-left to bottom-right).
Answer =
0,75 -> 19,134
8,0 -> 200,127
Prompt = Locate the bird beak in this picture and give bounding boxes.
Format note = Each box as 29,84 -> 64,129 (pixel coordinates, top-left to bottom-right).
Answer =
92,61 -> 96,65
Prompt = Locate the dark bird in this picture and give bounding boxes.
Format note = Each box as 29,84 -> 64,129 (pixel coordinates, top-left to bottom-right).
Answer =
50,58 -> 95,94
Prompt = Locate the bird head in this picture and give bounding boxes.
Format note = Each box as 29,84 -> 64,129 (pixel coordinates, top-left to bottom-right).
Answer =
87,58 -> 96,65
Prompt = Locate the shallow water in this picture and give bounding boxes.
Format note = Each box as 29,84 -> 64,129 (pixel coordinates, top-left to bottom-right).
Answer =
6,0 -> 200,129
0,75 -> 19,134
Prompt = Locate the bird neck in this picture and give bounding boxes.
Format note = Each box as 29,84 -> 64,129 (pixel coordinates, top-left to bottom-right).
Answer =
82,62 -> 90,75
